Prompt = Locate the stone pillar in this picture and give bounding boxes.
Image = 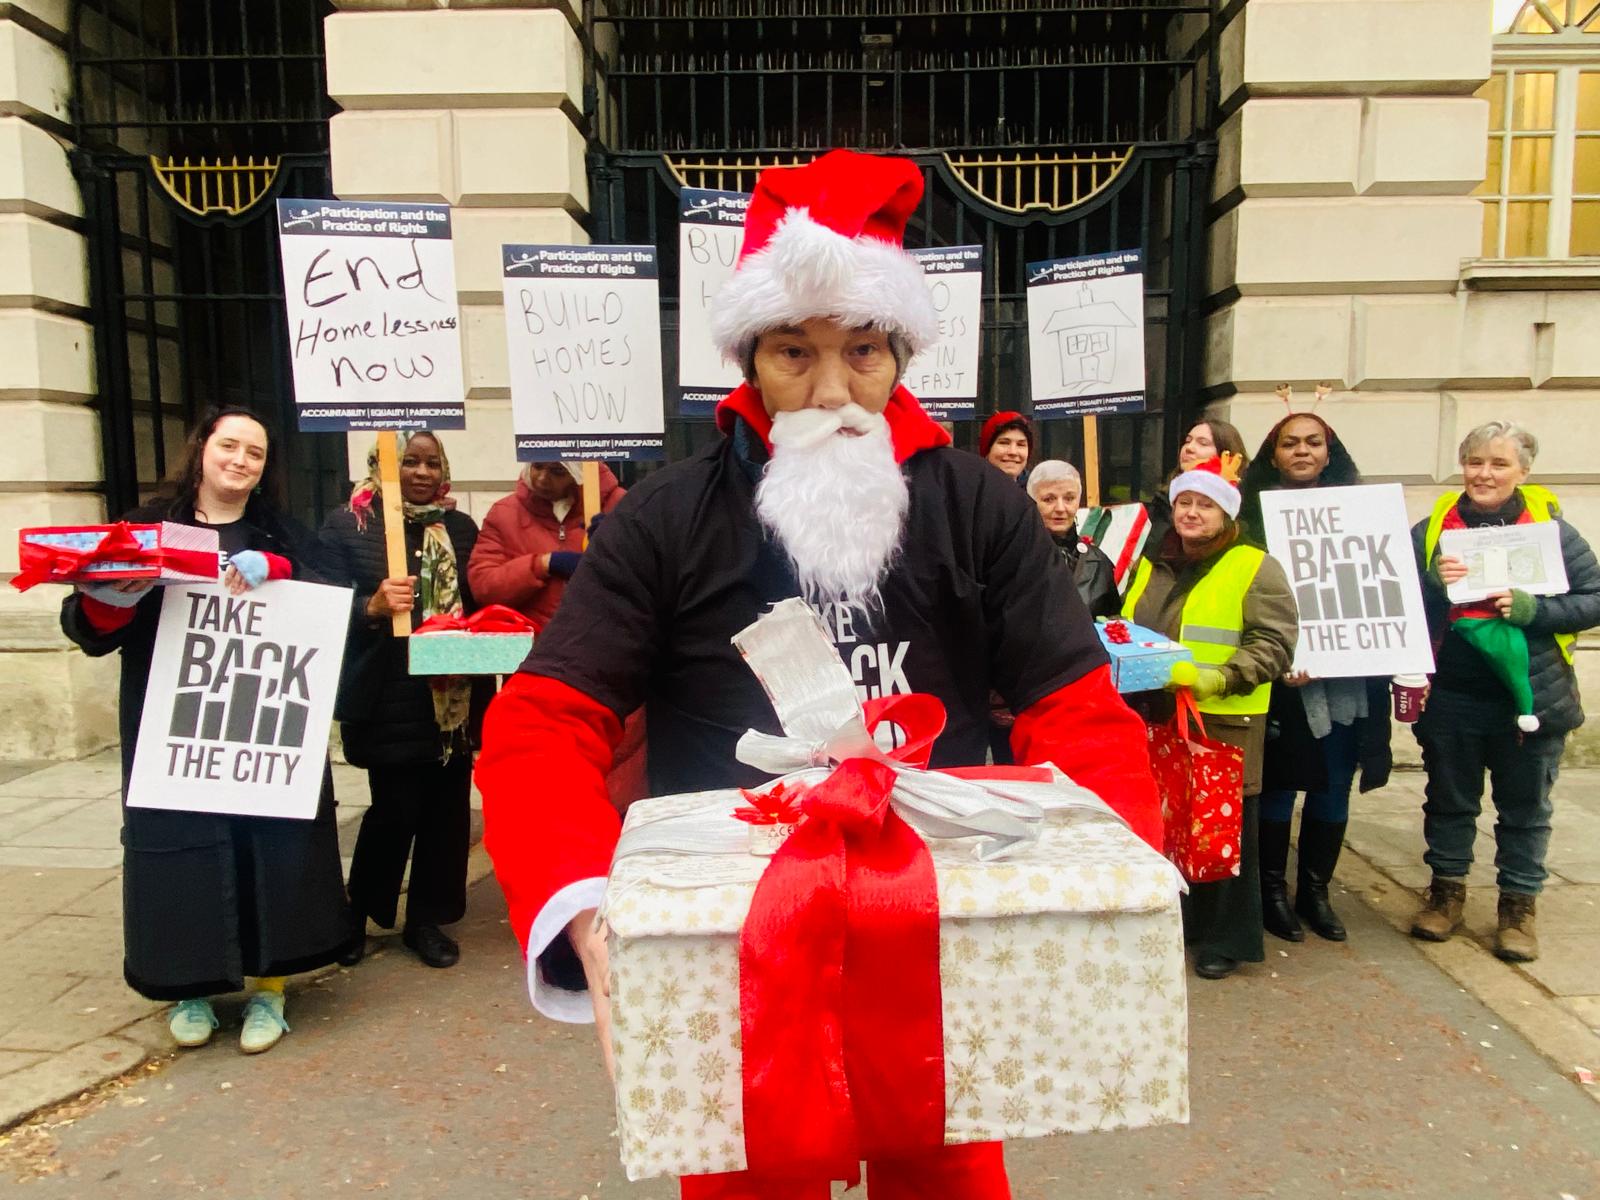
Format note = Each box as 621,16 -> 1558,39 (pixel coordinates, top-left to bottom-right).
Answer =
325,2 -> 589,519
0,10 -> 118,759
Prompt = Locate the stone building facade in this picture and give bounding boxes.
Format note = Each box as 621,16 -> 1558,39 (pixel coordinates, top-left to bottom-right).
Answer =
2,0 -> 1598,760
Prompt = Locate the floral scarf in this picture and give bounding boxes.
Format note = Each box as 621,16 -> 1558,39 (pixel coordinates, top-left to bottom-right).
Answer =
351,434 -> 471,756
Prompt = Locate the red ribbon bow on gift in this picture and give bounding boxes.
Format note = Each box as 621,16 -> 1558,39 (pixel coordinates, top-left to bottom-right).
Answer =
412,604 -> 538,635
1102,620 -> 1133,645
732,780 -> 805,826
11,523 -> 215,593
737,692 -> 1052,1182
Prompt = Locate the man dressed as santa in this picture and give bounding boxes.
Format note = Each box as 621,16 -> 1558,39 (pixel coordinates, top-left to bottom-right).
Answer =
478,149 -> 1163,1199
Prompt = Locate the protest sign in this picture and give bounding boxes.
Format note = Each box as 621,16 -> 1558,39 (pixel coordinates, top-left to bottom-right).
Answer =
1259,483 -> 1435,678
903,246 -> 983,420
677,189 -> 749,418
503,244 -> 666,462
128,580 -> 352,820
1024,250 -> 1146,418
276,199 -> 465,432
1439,522 -> 1569,604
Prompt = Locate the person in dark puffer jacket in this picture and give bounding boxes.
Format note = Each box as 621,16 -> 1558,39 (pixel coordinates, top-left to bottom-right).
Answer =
317,432 -> 490,970
1408,420 -> 1600,964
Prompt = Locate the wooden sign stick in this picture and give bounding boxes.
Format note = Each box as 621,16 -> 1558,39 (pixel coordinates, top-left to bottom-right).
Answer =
1083,414 -> 1102,509
376,433 -> 412,637
580,461 -> 602,550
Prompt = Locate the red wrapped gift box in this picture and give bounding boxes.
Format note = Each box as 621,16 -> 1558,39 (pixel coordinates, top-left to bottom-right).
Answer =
13,522 -> 220,591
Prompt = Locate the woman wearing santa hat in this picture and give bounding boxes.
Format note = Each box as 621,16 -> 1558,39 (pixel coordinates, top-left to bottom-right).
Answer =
978,410 -> 1033,481
478,149 -> 1163,1198
1122,454 -> 1298,980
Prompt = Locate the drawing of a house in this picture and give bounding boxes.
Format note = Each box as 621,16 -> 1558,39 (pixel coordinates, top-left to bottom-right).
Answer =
1041,282 -> 1136,394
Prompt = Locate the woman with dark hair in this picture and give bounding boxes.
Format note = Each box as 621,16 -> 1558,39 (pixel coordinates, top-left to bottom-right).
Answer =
1239,400 -> 1391,945
1143,417 -> 1250,552
60,407 -> 355,1055
318,432 -> 489,969
1123,455 -> 1297,980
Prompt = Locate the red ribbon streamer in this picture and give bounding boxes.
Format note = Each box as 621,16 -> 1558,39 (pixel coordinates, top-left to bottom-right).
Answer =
12,523 -> 217,593
413,604 -> 538,635
738,693 -> 966,1181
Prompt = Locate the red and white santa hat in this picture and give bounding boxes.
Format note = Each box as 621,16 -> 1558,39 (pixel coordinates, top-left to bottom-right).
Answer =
710,150 -> 941,365
1169,453 -> 1243,519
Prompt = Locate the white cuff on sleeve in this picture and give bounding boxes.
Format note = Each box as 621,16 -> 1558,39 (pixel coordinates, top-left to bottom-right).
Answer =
525,876 -> 608,1024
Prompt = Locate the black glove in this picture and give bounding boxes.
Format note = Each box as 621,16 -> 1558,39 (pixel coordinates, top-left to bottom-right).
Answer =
547,551 -> 582,579
587,511 -> 606,539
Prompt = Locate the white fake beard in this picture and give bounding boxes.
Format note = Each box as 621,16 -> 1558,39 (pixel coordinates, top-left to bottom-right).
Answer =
754,404 -> 910,615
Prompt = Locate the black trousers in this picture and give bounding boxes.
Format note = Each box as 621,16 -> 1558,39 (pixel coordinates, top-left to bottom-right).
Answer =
1180,791 -> 1264,963
349,757 -> 472,929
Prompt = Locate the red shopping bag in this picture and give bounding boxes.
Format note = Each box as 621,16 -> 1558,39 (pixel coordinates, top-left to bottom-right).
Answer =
1145,688 -> 1245,883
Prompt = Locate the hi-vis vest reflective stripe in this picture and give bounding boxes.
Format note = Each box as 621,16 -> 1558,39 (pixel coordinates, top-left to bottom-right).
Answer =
1122,544 -> 1273,716
1422,484 -> 1574,665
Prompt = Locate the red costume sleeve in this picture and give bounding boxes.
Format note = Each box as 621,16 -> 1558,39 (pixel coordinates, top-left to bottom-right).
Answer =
263,552 -> 293,581
1009,664 -> 1162,851
77,593 -> 139,634
476,671 -> 624,955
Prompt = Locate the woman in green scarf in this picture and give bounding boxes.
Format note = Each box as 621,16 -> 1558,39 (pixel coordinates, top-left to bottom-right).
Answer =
317,432 -> 489,969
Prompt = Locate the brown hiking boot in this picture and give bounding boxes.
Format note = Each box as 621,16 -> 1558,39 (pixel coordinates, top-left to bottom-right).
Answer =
1494,891 -> 1539,962
1410,876 -> 1467,942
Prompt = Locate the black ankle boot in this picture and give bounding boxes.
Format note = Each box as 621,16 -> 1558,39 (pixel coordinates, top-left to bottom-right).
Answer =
1294,818 -> 1349,942
1259,818 -> 1304,943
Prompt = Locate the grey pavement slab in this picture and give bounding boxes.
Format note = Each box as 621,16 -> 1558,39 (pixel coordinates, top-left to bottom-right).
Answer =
3,881 -> 1596,1199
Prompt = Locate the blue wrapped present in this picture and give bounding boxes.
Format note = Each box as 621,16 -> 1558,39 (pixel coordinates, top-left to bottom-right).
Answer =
408,631 -> 533,676
1096,620 -> 1192,694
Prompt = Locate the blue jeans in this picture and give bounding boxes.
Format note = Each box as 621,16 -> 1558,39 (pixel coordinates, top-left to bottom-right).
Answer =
1260,719 -> 1360,825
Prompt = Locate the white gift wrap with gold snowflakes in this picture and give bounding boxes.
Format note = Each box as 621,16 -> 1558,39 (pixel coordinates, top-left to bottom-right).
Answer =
601,786 -> 1190,1182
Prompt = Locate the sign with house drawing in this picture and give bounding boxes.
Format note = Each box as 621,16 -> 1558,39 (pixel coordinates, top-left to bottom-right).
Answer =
677,188 -> 750,418
1024,250 -> 1146,418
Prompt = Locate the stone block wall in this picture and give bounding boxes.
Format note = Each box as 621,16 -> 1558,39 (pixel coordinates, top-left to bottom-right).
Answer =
325,2 -> 589,520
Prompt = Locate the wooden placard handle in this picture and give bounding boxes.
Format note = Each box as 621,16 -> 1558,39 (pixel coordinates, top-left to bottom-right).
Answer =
580,461 -> 602,551
1083,415 -> 1102,509
377,433 -> 412,638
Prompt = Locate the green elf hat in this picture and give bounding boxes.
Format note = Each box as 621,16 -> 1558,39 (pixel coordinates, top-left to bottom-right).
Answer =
1452,616 -> 1540,733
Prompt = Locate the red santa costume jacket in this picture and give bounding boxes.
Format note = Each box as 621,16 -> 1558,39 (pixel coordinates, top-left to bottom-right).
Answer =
477,385 -> 1163,1019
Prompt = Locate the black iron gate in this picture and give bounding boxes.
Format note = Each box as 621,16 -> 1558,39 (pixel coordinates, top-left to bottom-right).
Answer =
69,0 -> 344,528
584,0 -> 1217,504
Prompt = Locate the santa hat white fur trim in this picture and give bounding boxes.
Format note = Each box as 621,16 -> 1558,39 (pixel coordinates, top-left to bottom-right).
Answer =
1170,469 -> 1242,519
709,208 -> 941,363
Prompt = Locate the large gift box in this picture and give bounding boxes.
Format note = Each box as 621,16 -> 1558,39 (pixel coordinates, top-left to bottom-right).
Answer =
600,600 -> 1189,1182
407,605 -> 535,676
13,522 -> 220,592
1095,619 -> 1192,694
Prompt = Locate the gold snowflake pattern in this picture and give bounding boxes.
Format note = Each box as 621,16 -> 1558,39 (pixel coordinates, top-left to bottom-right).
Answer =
994,1057 -> 1025,1088
684,1011 -> 719,1043
695,1050 -> 728,1086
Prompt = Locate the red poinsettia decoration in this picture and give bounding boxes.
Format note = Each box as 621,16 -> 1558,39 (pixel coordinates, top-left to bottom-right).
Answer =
732,780 -> 805,826
1102,620 -> 1132,645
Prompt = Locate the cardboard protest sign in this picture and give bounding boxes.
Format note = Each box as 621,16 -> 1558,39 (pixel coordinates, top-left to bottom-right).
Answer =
1259,483 -> 1435,678
1025,250 -> 1146,418
128,580 -> 352,820
903,246 -> 983,420
1439,522 -> 1569,603
503,244 -> 666,462
677,189 -> 749,418
276,199 -> 465,431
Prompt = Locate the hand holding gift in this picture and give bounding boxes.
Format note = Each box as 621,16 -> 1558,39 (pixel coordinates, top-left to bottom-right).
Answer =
1166,659 -> 1226,701
565,907 -> 615,1082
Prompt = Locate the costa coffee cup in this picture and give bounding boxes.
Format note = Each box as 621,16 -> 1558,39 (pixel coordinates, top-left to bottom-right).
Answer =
1392,675 -> 1428,723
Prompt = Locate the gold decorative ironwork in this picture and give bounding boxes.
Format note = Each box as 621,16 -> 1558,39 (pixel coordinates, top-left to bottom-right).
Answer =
943,149 -> 1133,214
665,153 -> 815,192
150,156 -> 281,217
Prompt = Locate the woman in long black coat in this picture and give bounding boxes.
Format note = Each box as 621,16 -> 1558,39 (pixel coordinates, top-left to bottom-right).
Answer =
60,407 -> 355,1055
317,432 -> 488,969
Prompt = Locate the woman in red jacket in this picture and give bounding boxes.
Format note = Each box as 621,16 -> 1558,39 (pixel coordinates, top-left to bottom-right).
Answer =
468,462 -> 645,805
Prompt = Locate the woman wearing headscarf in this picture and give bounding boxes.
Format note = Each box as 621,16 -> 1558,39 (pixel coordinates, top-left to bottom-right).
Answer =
60,407 -> 355,1054
1123,455 -> 1297,980
1238,403 -> 1393,944
317,432 -> 489,969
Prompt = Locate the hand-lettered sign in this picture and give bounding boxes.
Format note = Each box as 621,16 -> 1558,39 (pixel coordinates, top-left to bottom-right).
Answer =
502,244 -> 666,462
276,199 -> 466,432
902,246 -> 983,421
1025,251 -> 1146,419
128,580 -> 353,820
677,189 -> 749,418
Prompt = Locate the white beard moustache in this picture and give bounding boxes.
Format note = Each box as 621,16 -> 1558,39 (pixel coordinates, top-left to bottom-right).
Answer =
755,404 -> 910,615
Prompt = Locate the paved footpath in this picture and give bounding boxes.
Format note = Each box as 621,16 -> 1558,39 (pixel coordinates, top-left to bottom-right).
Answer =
1,755 -> 1597,1197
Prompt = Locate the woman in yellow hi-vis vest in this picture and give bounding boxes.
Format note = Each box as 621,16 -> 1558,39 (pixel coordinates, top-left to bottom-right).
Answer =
1124,455 -> 1298,980
1408,421 -> 1600,963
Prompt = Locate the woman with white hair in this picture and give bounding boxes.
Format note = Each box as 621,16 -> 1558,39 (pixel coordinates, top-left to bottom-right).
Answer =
1408,421 -> 1600,962
1026,459 -> 1119,618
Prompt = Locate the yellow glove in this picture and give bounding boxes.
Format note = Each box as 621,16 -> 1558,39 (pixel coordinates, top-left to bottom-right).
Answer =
1166,660 -> 1226,701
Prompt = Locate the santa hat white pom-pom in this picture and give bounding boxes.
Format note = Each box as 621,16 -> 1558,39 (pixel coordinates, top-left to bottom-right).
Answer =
1517,714 -> 1541,732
